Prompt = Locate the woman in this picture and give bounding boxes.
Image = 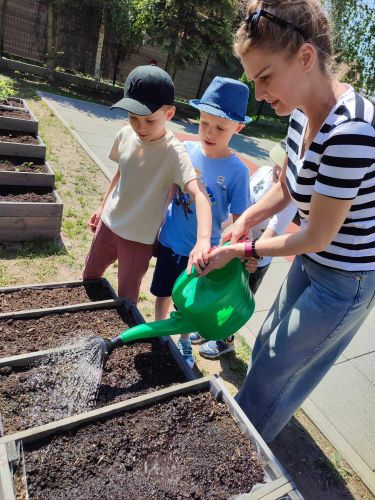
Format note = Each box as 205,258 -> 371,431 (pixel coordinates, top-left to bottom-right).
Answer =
201,0 -> 375,442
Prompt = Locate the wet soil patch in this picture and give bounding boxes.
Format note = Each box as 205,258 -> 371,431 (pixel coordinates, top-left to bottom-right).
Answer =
0,156 -> 47,173
0,338 -> 185,434
0,108 -> 31,119
0,130 -> 39,144
0,186 -> 56,202
19,391 -> 265,499
0,306 -> 136,358
0,281 -> 114,313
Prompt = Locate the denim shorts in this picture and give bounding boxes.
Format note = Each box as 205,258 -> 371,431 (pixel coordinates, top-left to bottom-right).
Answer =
150,242 -> 189,297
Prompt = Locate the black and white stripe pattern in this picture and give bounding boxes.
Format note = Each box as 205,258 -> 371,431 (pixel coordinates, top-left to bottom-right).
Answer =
286,86 -> 375,270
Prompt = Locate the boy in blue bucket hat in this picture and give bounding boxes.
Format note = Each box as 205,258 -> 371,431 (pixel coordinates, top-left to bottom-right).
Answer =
150,76 -> 252,368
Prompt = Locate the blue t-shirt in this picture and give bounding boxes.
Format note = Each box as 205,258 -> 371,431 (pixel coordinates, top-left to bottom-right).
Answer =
159,141 -> 250,256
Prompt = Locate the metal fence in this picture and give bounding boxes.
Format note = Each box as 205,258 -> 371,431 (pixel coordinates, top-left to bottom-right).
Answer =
0,0 -> 243,100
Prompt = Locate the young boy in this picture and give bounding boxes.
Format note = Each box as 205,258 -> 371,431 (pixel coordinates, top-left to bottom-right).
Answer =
83,65 -> 212,304
197,141 -> 297,359
150,76 -> 252,368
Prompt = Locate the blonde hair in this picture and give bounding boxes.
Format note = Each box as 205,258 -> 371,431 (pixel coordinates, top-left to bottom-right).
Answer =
234,0 -> 334,73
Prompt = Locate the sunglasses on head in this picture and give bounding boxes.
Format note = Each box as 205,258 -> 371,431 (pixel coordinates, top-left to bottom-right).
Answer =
245,9 -> 306,40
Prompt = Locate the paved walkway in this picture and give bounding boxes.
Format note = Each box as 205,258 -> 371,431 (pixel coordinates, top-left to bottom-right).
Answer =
39,91 -> 375,495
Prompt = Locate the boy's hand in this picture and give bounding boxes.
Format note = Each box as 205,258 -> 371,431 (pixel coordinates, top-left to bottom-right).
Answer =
88,206 -> 103,233
187,238 -> 211,275
245,258 -> 258,273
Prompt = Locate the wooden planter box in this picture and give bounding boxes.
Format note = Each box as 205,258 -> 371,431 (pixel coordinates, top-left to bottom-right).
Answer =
0,278 -> 118,316
0,132 -> 46,159
0,377 -> 302,499
0,107 -> 38,134
0,97 -> 26,110
0,298 -> 193,381
0,157 -> 54,187
0,299 -> 194,437
0,187 -> 63,241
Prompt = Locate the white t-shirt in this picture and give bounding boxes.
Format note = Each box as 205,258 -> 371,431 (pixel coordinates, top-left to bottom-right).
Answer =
249,166 -> 297,267
102,126 -> 197,244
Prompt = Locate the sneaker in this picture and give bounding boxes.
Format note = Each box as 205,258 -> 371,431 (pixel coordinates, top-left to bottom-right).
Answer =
199,336 -> 235,359
177,338 -> 195,369
189,332 -> 203,344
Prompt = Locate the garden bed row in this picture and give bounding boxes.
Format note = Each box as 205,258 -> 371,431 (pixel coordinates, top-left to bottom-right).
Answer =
0,278 -> 302,499
0,97 -> 62,242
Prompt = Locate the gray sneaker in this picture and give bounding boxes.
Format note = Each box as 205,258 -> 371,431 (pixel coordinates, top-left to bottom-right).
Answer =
189,332 -> 203,344
177,338 -> 195,369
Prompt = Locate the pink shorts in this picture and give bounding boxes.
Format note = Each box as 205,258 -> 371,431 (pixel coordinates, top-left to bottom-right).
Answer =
82,220 -> 153,304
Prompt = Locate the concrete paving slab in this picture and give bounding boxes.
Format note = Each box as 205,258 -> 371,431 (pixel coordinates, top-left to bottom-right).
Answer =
308,361 -> 375,471
342,323 -> 375,361
351,353 -> 375,386
254,261 -> 290,312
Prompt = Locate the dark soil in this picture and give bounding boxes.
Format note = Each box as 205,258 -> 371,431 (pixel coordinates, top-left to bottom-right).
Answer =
0,281 -> 114,313
0,186 -> 56,202
0,98 -> 25,108
0,306 -> 136,358
0,108 -> 31,119
0,338 -> 186,434
19,391 -> 265,499
0,156 -> 47,173
0,129 -> 38,144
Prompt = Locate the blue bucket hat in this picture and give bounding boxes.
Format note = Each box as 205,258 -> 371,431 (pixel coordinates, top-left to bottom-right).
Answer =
189,76 -> 252,124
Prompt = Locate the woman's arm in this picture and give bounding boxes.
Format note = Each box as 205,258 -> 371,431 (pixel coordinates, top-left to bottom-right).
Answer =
227,156 -> 291,243
201,192 -> 352,274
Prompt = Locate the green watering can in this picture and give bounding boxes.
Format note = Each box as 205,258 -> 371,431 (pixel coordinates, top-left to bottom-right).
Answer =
92,252 -> 255,364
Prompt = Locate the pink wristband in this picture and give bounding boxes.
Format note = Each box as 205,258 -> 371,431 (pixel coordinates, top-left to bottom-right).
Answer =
244,240 -> 253,258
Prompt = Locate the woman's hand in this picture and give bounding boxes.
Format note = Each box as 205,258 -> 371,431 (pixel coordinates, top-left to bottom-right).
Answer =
199,244 -> 240,276
88,206 -> 103,233
223,212 -> 251,244
187,238 -> 211,274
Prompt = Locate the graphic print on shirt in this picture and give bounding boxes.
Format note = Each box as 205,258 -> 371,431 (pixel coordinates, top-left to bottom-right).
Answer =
173,168 -> 217,218
216,175 -> 227,191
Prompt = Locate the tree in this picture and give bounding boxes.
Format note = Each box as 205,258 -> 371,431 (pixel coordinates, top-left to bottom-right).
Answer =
323,0 -> 375,94
148,0 -> 237,81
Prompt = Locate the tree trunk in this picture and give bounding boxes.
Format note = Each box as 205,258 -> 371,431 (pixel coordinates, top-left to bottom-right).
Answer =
46,2 -> 56,82
112,43 -> 123,87
196,51 -> 211,99
0,0 -> 8,58
94,3 -> 106,90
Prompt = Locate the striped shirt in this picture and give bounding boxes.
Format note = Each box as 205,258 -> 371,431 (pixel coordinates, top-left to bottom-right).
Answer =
286,85 -> 375,271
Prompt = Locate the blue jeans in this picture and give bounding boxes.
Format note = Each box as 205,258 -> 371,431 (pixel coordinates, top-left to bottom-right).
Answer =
236,255 -> 375,442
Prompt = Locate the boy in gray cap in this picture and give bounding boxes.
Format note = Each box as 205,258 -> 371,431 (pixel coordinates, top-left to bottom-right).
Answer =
83,65 -> 212,304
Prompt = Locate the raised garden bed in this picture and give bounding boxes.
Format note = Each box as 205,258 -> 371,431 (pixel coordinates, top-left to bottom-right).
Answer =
0,156 -> 54,187
0,97 -> 26,109
0,377 -> 300,499
0,278 -> 117,314
0,300 -> 190,435
0,186 -> 62,241
0,107 -> 38,134
0,130 -> 46,158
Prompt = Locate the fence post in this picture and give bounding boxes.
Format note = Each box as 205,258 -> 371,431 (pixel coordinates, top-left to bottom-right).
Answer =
0,0 -> 8,58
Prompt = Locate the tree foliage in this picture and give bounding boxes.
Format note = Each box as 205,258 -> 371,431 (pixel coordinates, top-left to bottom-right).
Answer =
148,0 -> 237,78
323,0 -> 375,94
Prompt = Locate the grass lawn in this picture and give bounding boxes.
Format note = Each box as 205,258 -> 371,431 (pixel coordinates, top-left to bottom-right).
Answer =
0,69 -> 373,500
